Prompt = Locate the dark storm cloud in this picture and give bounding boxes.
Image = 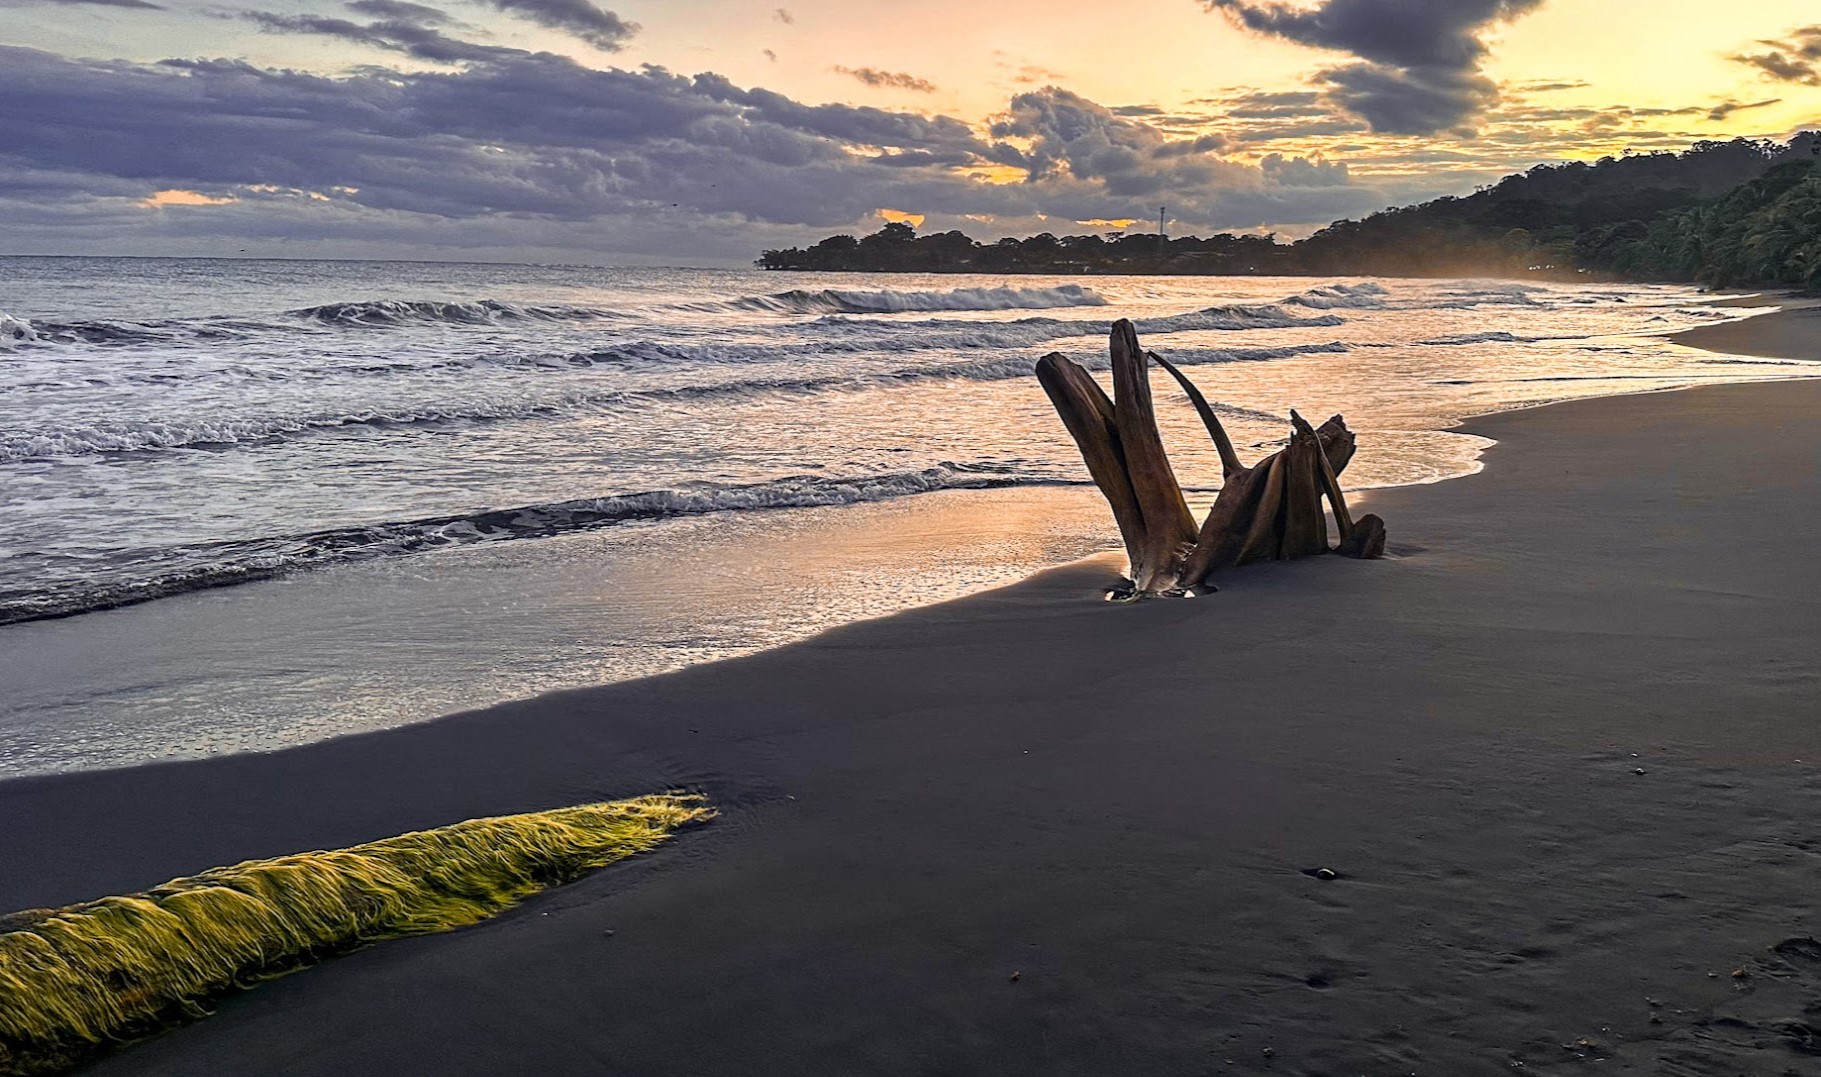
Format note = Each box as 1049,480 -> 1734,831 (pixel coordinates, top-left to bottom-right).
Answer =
990,87 -> 1262,196
1154,133 -> 1235,156
1732,26 -> 1821,86
1706,98 -> 1782,122
0,0 -> 164,7
865,150 -> 977,167
1204,0 -> 1545,70
245,12 -> 520,62
0,45 -> 990,226
1737,52 -> 1816,84
832,66 -> 937,93
0,44 -> 1408,256
1238,118 -> 1366,140
0,49 -> 792,210
1203,0 -> 1547,133
473,0 -> 637,50
1259,152 -> 1348,186
1316,60 -> 1498,134
1215,90 -> 1329,119
690,73 -> 988,154
1490,94 -> 1792,136
1162,90 -> 1367,144
345,0 -> 455,22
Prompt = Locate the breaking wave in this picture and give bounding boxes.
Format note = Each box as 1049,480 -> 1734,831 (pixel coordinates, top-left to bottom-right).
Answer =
0,339 -> 1340,462
1,405 -> 552,462
725,284 -> 1108,315
1284,282 -> 1388,310
1,310 -> 301,346
1141,303 -> 1344,333
287,299 -> 621,326
0,463 -> 1060,625
0,298 -> 629,346
1431,283 -> 1550,308
808,302 -> 1344,350
2,291 -> 1333,360
1414,330 -> 1525,346
1,312 -> 39,348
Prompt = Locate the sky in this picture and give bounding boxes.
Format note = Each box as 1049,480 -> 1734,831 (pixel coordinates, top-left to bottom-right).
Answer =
1,0 -> 1818,264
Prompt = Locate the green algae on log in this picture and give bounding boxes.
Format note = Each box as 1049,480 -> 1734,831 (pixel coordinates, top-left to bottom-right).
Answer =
0,793 -> 713,1075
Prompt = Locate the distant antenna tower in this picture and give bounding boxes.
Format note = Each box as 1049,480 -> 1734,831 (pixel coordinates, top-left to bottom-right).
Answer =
1159,205 -> 1167,240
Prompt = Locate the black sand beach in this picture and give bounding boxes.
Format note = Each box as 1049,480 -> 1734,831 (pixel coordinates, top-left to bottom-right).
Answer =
4,314 -> 1821,1075
1674,300 -> 1821,360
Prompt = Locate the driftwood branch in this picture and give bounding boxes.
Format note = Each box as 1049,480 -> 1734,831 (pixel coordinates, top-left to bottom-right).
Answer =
1038,319 -> 1387,597
1150,351 -> 1242,480
1293,409 -> 1351,539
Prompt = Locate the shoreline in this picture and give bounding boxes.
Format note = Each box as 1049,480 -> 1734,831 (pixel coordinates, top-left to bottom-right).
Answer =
0,485 -> 1122,777
2,312 -> 1820,1072
1669,296 -> 1821,359
0,294 -> 1810,780
0,280 -> 1783,636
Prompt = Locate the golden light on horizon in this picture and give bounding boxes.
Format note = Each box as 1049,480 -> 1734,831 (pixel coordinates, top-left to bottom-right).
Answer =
962,164 -> 1028,186
140,190 -> 237,209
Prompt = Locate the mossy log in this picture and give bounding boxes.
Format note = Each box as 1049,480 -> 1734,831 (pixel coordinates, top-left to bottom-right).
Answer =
1036,319 -> 1386,597
0,793 -> 712,1076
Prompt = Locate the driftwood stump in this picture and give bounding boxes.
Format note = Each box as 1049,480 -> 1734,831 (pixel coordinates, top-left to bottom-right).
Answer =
1036,319 -> 1386,597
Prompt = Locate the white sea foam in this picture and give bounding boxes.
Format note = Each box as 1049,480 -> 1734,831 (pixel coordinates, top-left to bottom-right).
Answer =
289,299 -> 620,325
0,399 -> 594,462
1284,282 -> 1389,309
0,338 -> 1349,463
1431,283 -> 1551,308
0,463 -> 1057,624
2,263 -> 1782,640
729,284 -> 1108,315
0,312 -> 39,347
1414,331 -> 1526,346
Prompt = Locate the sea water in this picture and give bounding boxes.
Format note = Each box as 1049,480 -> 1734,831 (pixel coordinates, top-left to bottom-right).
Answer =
0,258 -> 1810,773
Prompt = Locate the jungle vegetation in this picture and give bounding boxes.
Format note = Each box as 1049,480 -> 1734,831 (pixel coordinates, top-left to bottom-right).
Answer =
757,134 -> 1821,289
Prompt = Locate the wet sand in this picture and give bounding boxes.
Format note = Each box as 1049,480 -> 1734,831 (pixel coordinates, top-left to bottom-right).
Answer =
4,326 -> 1821,1073
1673,298 -> 1821,359
0,484 -> 1118,777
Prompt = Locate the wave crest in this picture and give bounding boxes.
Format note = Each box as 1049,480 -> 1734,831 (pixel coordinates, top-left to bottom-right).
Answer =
288,299 -> 619,326
0,464 -> 1055,625
729,284 -> 1108,315
1,339 -> 1343,463
1284,282 -> 1388,310
1,312 -> 39,348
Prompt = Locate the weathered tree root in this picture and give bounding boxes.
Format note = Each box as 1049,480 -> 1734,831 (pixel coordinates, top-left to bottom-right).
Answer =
1036,319 -> 1386,597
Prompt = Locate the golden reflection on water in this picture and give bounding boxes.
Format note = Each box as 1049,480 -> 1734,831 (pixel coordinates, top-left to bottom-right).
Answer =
0,487 -> 1118,776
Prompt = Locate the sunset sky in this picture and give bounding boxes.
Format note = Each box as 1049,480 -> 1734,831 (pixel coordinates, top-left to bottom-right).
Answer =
3,0 -> 1818,262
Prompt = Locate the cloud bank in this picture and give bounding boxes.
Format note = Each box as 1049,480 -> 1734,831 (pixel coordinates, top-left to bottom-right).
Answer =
2,0 -> 165,7
1733,25 -> 1821,86
834,66 -> 937,93
473,0 -> 636,50
1204,0 -> 1547,134
0,34 -> 1411,260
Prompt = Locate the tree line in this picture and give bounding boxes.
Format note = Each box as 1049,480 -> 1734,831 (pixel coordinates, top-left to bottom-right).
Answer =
756,134 -> 1820,290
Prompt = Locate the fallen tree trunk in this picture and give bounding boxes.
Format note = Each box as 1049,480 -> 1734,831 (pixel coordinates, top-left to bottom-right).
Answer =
1036,319 -> 1386,597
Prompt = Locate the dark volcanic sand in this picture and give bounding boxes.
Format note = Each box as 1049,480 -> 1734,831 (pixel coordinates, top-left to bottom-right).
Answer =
5,374 -> 1821,1074
1674,299 -> 1821,360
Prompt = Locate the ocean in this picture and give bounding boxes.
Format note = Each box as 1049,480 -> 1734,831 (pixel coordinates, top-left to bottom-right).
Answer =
0,257 -> 1809,774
